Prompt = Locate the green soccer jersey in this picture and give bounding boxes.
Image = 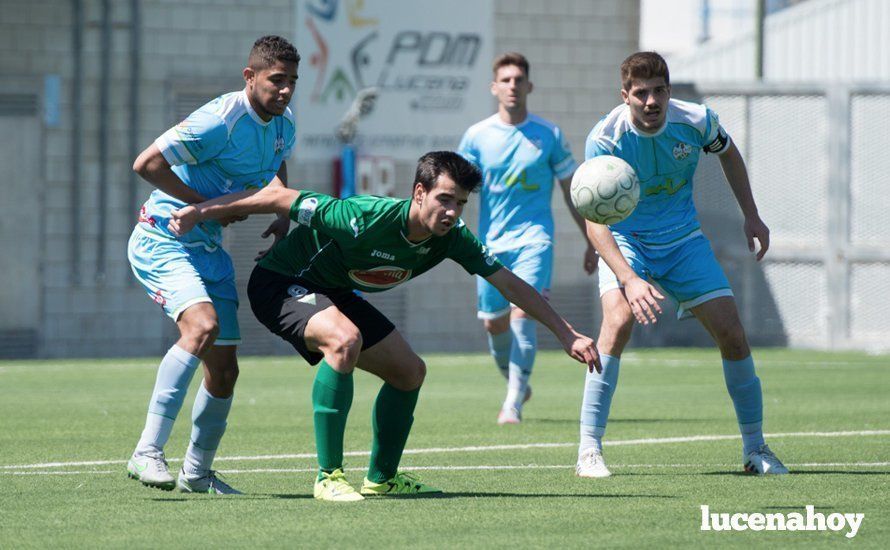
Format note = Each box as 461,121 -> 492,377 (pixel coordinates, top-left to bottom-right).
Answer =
258,191 -> 504,292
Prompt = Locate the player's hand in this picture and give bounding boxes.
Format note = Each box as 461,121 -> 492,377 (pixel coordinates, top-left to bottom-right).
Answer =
583,245 -> 599,275
563,331 -> 601,374
255,215 -> 290,261
623,276 -> 664,325
219,214 -> 248,227
744,215 -> 770,261
168,205 -> 200,237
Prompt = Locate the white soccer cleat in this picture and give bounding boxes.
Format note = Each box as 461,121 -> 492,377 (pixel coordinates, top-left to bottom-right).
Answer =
575,448 -> 612,478
127,450 -> 175,490
497,407 -> 522,425
743,444 -> 789,475
177,468 -> 243,494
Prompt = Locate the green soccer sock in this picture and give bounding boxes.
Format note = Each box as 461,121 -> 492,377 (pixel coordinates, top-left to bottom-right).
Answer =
366,383 -> 420,483
312,360 -> 354,478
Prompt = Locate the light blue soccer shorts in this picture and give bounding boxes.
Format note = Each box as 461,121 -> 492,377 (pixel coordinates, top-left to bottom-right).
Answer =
597,231 -> 733,320
128,227 -> 241,345
477,242 -> 553,320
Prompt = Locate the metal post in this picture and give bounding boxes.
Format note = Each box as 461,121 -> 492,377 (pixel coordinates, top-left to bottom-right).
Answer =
755,0 -> 765,80
826,86 -> 851,348
70,0 -> 83,285
96,0 -> 111,283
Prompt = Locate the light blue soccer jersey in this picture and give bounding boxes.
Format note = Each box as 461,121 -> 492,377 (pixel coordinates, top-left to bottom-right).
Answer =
585,99 -> 730,246
138,90 -> 296,249
458,114 -> 576,253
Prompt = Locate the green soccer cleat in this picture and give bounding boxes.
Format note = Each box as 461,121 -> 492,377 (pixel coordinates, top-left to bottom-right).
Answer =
314,469 -> 364,502
360,472 -> 443,496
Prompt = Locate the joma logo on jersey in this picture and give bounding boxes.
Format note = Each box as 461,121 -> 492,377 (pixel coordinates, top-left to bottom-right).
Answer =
348,266 -> 412,289
371,249 -> 395,261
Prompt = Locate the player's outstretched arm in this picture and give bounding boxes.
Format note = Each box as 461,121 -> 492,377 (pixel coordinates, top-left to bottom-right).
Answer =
559,176 -> 599,274
718,141 -> 770,261
587,221 -> 664,325
133,144 -> 207,205
168,185 -> 301,237
485,267 -> 601,373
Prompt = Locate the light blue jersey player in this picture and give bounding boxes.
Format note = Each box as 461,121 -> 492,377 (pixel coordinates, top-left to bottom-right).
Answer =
125,36 -> 299,494
575,52 -> 788,478
458,53 -> 597,425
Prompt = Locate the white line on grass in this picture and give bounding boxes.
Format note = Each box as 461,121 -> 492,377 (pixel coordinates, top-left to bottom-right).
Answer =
4,462 -> 890,476
2,429 -> 888,471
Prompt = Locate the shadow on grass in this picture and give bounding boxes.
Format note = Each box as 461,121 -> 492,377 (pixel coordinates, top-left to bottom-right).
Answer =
270,492 -> 677,500
525,417 -> 713,426
628,470 -> 890,477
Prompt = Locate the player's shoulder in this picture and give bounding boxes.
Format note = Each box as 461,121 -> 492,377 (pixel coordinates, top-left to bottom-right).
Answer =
280,105 -> 296,131
525,113 -> 564,139
666,98 -> 710,136
463,114 -> 502,140
586,104 -> 629,153
194,91 -> 253,134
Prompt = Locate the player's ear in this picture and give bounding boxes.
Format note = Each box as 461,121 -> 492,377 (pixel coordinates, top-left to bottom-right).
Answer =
620,87 -> 629,105
490,81 -> 498,97
527,81 -> 533,94
413,182 -> 425,204
243,67 -> 255,85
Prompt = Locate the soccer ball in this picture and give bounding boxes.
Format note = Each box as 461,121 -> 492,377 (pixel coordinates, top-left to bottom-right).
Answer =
570,156 -> 640,225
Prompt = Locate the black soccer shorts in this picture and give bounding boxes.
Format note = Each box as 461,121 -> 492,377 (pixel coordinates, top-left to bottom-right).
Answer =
247,266 -> 395,365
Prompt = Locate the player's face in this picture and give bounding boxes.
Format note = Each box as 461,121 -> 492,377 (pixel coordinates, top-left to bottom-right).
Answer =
244,60 -> 299,121
622,77 -> 670,132
414,174 -> 469,237
491,64 -> 532,111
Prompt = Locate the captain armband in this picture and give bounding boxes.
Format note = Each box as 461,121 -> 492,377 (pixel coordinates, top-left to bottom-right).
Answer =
703,126 -> 730,154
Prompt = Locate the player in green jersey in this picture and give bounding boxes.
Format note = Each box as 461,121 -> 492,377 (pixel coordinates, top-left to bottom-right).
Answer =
169,151 -> 600,501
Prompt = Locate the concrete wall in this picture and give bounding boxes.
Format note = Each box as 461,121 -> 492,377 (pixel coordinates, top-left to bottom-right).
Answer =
0,0 -> 639,358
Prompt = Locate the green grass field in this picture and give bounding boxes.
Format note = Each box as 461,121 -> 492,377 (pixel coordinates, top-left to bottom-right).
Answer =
1,348 -> 888,548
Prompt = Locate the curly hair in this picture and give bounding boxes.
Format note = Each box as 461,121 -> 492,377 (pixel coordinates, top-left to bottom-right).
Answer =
248,35 -> 300,70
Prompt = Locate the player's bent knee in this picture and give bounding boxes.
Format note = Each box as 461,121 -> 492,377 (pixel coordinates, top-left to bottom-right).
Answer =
483,316 -> 510,335
392,357 -> 426,391
715,325 -> 750,359
325,328 -> 363,367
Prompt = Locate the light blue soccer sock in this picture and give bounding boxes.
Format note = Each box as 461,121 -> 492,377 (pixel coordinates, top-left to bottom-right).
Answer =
183,382 -> 233,476
579,354 -> 620,455
135,344 -> 201,455
504,318 -> 536,411
487,330 -> 512,380
722,356 -> 765,455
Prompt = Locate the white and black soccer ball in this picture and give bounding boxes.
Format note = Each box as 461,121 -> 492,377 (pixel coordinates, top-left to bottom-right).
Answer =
570,156 -> 640,225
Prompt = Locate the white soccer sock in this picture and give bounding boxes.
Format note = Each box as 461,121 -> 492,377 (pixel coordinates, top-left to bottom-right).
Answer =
135,345 -> 200,455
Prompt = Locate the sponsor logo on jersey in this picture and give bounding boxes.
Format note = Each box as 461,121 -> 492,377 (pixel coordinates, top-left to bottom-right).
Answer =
297,197 -> 319,226
138,205 -> 157,228
348,266 -> 412,289
673,142 -> 692,160
274,135 -> 286,153
416,246 -> 431,255
482,245 -> 497,266
287,285 -> 308,298
371,249 -> 395,261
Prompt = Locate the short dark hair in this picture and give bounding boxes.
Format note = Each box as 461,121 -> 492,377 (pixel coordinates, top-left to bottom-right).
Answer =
248,35 -> 300,70
492,52 -> 530,78
415,151 -> 482,193
620,51 -> 669,90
